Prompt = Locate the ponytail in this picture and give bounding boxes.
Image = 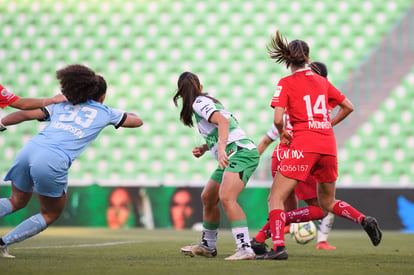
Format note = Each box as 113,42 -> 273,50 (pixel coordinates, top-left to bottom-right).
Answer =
267,30 -> 309,68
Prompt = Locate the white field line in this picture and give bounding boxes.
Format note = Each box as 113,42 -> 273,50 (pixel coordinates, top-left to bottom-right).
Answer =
15,240 -> 143,250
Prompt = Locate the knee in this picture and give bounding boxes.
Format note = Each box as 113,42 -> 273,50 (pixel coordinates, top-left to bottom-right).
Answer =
218,192 -> 236,209
318,199 -> 335,213
9,198 -> 29,211
40,212 -> 61,226
201,191 -> 218,208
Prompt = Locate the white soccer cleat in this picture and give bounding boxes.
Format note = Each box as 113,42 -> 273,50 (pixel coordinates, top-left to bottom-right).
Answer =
225,247 -> 255,260
0,246 -> 15,259
180,243 -> 217,258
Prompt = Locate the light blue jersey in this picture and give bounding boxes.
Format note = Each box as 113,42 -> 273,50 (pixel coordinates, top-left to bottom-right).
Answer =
4,100 -> 125,197
33,100 -> 125,162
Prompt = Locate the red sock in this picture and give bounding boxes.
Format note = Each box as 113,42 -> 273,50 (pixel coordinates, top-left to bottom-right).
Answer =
255,221 -> 270,243
332,201 -> 365,224
286,206 -> 324,225
269,209 -> 286,250
283,225 -> 290,234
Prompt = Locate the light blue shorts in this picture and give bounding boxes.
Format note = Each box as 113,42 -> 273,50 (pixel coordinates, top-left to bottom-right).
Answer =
3,142 -> 70,197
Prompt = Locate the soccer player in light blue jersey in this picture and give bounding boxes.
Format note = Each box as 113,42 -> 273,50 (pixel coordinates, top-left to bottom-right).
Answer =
0,64 -> 143,258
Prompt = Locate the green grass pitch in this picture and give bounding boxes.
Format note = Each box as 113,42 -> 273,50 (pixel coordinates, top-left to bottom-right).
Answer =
0,227 -> 413,275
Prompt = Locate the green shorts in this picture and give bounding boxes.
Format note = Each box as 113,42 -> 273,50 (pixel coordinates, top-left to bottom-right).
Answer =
210,142 -> 260,185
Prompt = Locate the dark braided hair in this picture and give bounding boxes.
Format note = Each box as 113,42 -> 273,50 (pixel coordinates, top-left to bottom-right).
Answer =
309,61 -> 328,78
56,64 -> 107,105
267,30 -> 309,68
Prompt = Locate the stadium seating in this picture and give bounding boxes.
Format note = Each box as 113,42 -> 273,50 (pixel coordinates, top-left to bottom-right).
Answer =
339,65 -> 414,186
0,0 -> 413,187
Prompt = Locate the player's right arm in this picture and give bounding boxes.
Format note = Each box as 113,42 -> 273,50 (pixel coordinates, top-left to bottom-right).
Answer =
257,123 -> 279,155
274,106 -> 292,145
119,112 -> 143,128
1,108 -> 45,128
192,144 -> 209,158
257,135 -> 273,155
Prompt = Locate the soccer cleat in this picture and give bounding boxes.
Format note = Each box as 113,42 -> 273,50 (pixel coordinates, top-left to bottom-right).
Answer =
0,245 -> 15,259
180,243 -> 217,258
361,216 -> 382,246
250,238 -> 269,255
224,247 -> 255,260
255,247 -> 288,260
316,241 -> 336,250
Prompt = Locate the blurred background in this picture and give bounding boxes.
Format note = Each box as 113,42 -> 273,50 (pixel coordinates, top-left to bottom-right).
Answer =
0,0 -> 413,232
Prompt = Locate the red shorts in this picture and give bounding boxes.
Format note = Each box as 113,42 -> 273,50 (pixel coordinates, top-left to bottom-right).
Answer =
271,144 -> 338,198
271,153 -> 317,201
295,176 -> 317,201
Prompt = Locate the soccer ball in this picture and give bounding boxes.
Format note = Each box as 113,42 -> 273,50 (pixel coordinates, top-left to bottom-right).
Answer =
290,221 -> 317,244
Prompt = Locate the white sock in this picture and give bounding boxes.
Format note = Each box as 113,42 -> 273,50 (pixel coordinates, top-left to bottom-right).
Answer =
202,228 -> 218,249
3,213 -> 47,246
232,227 -> 253,252
0,198 -> 13,218
317,212 -> 335,243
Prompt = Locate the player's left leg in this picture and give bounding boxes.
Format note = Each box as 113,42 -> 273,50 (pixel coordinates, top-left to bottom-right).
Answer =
316,212 -> 336,249
220,171 -> 255,260
181,178 -> 220,258
0,183 -> 34,258
0,192 -> 66,258
318,181 -> 382,246
259,172 -> 298,260
304,197 -> 336,250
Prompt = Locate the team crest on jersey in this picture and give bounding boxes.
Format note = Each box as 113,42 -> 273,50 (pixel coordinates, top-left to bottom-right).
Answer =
1,88 -> 10,97
274,86 -> 282,97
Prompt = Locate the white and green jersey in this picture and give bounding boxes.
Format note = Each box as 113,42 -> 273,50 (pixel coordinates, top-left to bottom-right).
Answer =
192,95 -> 255,160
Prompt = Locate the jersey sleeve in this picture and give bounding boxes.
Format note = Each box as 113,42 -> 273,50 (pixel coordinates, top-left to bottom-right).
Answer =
327,82 -> 346,108
192,96 -> 217,121
109,108 -> 126,128
266,124 -> 279,141
38,106 -> 52,121
270,79 -> 288,109
0,84 -> 19,109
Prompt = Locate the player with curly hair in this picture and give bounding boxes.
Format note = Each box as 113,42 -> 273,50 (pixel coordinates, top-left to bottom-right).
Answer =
0,64 -> 143,258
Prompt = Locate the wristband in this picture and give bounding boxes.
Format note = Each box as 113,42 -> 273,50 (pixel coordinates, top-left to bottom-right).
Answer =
0,121 -> 6,132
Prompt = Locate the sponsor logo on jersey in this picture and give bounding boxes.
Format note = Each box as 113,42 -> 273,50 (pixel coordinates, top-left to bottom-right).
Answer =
274,146 -> 304,161
274,86 -> 282,97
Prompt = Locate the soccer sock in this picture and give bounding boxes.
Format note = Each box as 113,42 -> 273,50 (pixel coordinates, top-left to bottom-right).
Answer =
317,212 -> 335,243
255,221 -> 271,242
201,221 -> 219,249
332,201 -> 365,224
269,209 -> 286,250
2,213 -> 47,246
0,198 -> 13,218
230,220 -> 253,251
286,206 -> 325,225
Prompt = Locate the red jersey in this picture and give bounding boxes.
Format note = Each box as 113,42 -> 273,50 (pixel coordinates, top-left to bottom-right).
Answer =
270,68 -> 345,156
0,84 -> 19,108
